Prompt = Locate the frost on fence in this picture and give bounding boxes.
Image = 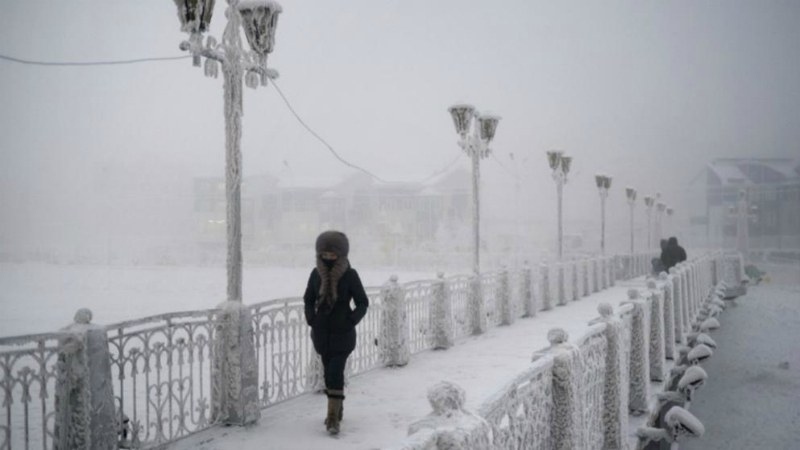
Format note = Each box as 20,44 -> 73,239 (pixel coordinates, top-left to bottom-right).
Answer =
249,298 -> 313,407
647,281 -> 666,382
448,275 -> 473,339
481,272 -> 500,328
660,273 -> 676,361
624,290 -> 650,415
405,382 -> 491,450
380,277 -> 410,367
428,273 -> 454,350
348,286 -> 383,375
107,309 -> 218,447
478,357 -> 554,450
403,280 -> 435,355
0,331 -> 71,450
576,326 -> 608,450
591,303 -> 630,450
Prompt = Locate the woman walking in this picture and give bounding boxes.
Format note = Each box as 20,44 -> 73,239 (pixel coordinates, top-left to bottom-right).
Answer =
304,230 -> 369,435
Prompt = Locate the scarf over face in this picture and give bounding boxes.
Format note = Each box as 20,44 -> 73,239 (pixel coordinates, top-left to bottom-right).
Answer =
314,230 -> 350,314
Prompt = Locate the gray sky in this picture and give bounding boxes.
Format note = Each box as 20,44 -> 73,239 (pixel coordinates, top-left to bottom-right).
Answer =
1,0 -> 799,254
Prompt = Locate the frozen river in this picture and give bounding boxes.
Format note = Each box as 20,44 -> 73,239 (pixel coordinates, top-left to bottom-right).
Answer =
0,262 -> 433,336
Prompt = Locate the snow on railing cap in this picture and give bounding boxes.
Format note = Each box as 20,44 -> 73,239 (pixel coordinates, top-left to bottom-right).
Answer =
700,317 -> 720,331
597,302 -> 614,318
665,406 -> 705,437
687,344 -> 713,364
74,308 -> 93,324
627,288 -> 640,300
237,0 -> 283,13
678,366 -> 707,390
427,381 -> 465,414
547,327 -> 569,345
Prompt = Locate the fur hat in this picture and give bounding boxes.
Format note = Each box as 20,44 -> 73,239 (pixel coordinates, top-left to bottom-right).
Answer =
315,230 -> 349,257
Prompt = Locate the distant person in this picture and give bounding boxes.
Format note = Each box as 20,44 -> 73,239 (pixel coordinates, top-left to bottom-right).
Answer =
662,236 -> 687,271
303,230 -> 369,435
653,239 -> 668,274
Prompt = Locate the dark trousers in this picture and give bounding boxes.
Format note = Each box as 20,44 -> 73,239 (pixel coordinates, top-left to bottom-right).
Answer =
321,351 -> 350,391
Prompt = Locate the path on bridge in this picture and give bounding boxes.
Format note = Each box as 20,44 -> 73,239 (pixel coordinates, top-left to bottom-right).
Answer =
171,281 -> 641,450
682,265 -> 800,450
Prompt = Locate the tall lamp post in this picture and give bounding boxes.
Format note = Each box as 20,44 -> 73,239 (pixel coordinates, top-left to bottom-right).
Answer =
626,187 -> 637,255
643,195 -> 655,250
595,174 -> 612,255
173,0 -> 282,302
448,104 -> 500,275
547,151 -> 572,260
656,201 -> 667,243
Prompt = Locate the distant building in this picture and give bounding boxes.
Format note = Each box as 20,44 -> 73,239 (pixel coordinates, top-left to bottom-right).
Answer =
689,158 -> 800,249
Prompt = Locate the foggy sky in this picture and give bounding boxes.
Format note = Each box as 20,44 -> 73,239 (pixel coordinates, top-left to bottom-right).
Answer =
1,0 -> 799,255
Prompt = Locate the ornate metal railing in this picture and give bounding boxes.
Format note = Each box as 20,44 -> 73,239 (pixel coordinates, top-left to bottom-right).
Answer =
348,286 -> 383,375
448,275 -> 472,339
481,272 -> 502,327
0,332 -> 70,450
478,356 -> 555,449
107,309 -> 218,448
576,325 -> 608,448
402,280 -> 435,355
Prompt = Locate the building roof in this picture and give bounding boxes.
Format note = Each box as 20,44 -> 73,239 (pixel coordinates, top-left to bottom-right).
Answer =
706,158 -> 799,186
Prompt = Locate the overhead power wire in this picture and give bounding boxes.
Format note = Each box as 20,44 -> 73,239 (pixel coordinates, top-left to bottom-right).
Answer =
0,50 -> 463,185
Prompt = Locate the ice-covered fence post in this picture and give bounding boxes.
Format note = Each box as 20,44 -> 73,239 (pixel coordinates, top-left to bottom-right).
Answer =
469,274 -> 486,335
521,261 -> 537,317
380,275 -> 410,366
557,263 -> 567,306
53,309 -> 116,450
405,381 -> 491,449
625,290 -> 650,415
591,304 -> 628,450
541,328 -> 581,450
429,272 -> 454,350
592,258 -> 600,293
599,257 -> 608,290
660,272 -> 676,361
540,263 -> 553,311
646,280 -> 666,382
583,259 -> 590,297
571,260 -> 580,301
498,267 -> 514,326
212,301 -> 260,425
681,264 -> 692,333
669,267 -> 685,345
609,256 -> 616,286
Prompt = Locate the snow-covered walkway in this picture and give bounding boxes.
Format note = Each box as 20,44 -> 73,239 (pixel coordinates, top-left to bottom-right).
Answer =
170,280 -> 644,450
682,271 -> 800,450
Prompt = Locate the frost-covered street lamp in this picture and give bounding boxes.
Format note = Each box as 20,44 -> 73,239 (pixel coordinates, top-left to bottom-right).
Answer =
595,175 -> 612,255
626,187 -> 637,256
643,195 -> 655,250
448,104 -> 500,275
547,151 -> 572,260
173,0 -> 282,302
656,201 -> 667,243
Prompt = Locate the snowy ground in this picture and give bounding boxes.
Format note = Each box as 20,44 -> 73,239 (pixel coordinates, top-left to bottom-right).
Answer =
682,264 -> 800,450
169,281 -> 642,450
0,263 -> 432,336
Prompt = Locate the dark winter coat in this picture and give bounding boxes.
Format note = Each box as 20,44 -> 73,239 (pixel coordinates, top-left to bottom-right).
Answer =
303,264 -> 369,356
661,237 -> 687,270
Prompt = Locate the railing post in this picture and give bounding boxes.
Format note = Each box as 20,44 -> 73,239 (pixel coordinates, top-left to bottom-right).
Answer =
583,259 -> 590,297
380,275 -> 410,366
430,272 -> 454,350
593,303 -> 628,450
521,261 -> 537,317
608,256 -> 616,287
212,301 -> 260,425
545,328 -> 581,450
53,308 -> 117,450
469,274 -> 486,335
592,258 -> 600,293
659,272 -> 676,361
669,267 -> 685,345
406,381 -> 492,449
498,267 -> 514,326
540,263 -> 552,311
646,280 -> 665,382
571,260 -> 580,301
680,264 -> 692,333
626,289 -> 650,415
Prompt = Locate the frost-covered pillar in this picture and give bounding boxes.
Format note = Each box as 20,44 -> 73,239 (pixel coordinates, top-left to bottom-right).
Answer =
53,309 -> 117,450
498,268 -> 514,326
601,257 -> 609,290
545,328 -> 582,450
625,290 -> 650,415
557,263 -> 567,306
592,258 -> 600,293
593,304 -> 628,450
678,265 -> 690,334
583,259 -> 590,297
380,275 -> 410,366
212,301 -> 260,425
608,256 -> 616,287
521,262 -> 537,317
540,263 -> 553,311
660,273 -> 676,361
669,267 -> 685,345
406,382 -> 492,449
430,272 -> 454,350
646,280 -> 665,382
469,275 -> 486,335
571,260 -> 580,301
